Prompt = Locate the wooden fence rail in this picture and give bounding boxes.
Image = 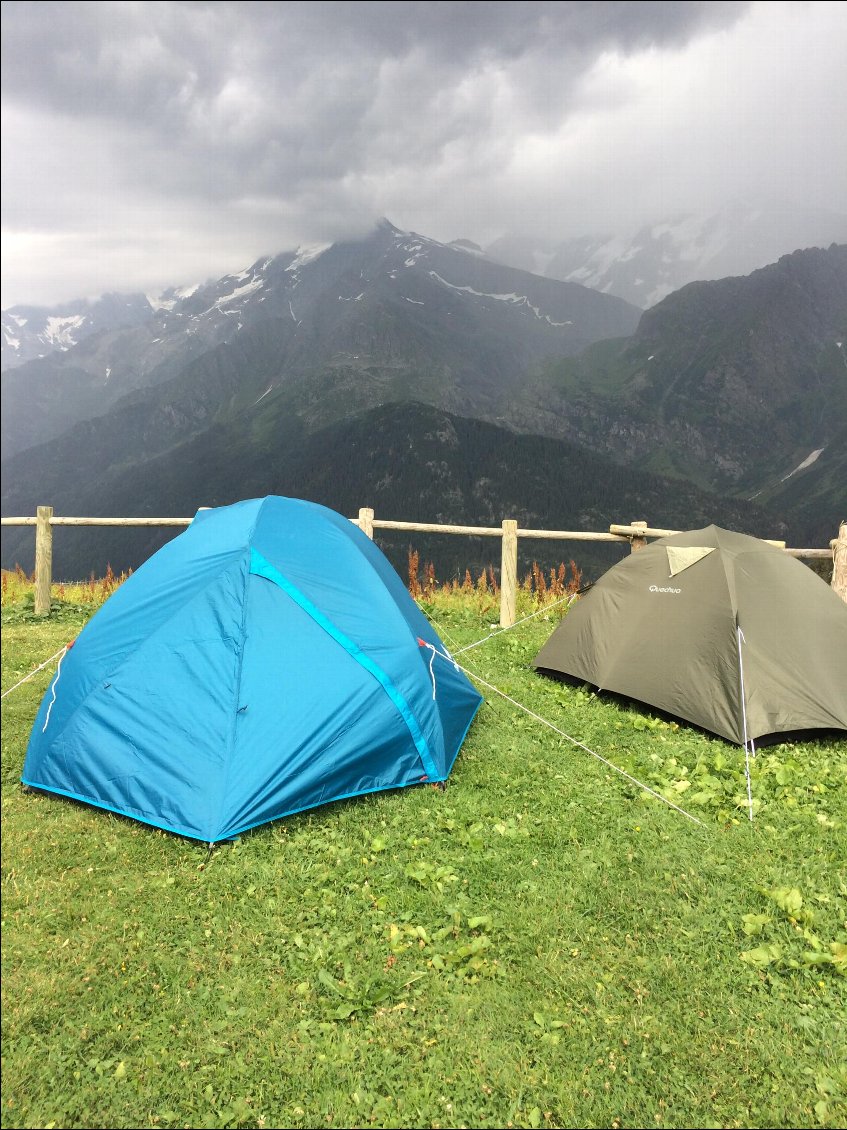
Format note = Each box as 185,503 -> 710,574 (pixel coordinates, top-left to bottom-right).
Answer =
2,507 -> 844,623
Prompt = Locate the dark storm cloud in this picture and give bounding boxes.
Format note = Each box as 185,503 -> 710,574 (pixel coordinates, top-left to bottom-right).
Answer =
3,1 -> 844,307
1,1 -> 750,201
3,2 -> 751,107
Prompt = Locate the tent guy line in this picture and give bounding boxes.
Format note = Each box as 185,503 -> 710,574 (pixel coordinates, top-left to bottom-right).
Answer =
1,644 -> 69,700
426,643 -> 707,829
422,596 -> 709,826
451,591 -> 580,656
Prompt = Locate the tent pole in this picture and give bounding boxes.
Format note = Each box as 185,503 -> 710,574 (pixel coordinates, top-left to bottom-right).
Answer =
736,625 -> 755,822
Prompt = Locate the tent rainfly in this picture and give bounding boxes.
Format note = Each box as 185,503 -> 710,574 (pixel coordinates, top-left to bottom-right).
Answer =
22,497 -> 482,842
533,525 -> 847,745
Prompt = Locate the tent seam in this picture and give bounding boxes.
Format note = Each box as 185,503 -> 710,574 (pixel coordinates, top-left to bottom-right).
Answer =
206,497 -> 265,841
208,550 -> 252,843
26,556 -> 246,762
249,548 -> 440,782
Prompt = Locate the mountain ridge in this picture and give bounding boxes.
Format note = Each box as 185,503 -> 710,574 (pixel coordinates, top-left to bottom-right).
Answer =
1,219 -> 641,460
2,225 -> 844,578
520,243 -> 847,538
0,400 -> 785,582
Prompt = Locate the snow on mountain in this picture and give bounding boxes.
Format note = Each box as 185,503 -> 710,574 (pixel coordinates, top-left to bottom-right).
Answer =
748,446 -> 828,499
1,292 -> 158,370
427,273 -> 574,326
285,244 -> 330,272
146,283 -> 202,311
447,239 -> 486,257
210,276 -> 266,310
43,314 -> 87,348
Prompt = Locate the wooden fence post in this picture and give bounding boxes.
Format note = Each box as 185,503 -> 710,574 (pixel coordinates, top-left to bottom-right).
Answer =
358,507 -> 375,539
34,505 -> 54,616
832,521 -> 847,603
629,520 -> 648,552
500,519 -> 518,628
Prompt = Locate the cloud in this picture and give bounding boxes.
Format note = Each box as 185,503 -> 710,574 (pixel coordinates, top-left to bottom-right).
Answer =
2,0 -> 844,306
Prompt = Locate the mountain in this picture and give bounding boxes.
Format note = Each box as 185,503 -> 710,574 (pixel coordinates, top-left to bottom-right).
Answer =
0,219 -> 640,461
0,401 -> 780,582
524,244 -> 847,544
1,291 -> 164,371
2,224 -> 842,581
487,201 -> 847,308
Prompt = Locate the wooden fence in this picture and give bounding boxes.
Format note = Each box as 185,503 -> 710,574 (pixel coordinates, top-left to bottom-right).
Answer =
2,507 -> 844,624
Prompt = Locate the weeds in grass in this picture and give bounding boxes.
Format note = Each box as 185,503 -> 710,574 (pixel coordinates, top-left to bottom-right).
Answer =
1,564 -> 132,622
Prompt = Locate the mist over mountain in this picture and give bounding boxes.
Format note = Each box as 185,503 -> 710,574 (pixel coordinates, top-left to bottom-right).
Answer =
1,220 -> 639,460
487,202 -> 847,308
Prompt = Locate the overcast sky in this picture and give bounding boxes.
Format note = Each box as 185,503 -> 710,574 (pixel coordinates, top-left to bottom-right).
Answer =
2,0 -> 845,308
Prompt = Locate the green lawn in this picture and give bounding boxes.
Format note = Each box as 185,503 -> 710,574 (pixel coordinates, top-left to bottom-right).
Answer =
2,590 -> 845,1129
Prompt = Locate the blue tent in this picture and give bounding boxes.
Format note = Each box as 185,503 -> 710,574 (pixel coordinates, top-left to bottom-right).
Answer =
22,497 -> 482,842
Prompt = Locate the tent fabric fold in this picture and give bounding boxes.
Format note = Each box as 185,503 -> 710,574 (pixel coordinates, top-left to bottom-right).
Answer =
666,545 -> 715,577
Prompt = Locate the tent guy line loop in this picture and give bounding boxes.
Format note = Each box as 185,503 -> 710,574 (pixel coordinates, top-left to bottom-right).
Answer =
425,644 -> 706,828
1,645 -> 70,700
42,647 -> 70,733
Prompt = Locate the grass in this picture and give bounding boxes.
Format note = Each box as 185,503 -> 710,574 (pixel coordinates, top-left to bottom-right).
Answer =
2,576 -> 846,1129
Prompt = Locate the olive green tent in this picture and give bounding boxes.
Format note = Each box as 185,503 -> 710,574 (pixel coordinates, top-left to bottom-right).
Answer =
534,526 -> 847,745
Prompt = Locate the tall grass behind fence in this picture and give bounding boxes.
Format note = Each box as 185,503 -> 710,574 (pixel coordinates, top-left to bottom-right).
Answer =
1,554 -> 584,621
2,508 -> 844,621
